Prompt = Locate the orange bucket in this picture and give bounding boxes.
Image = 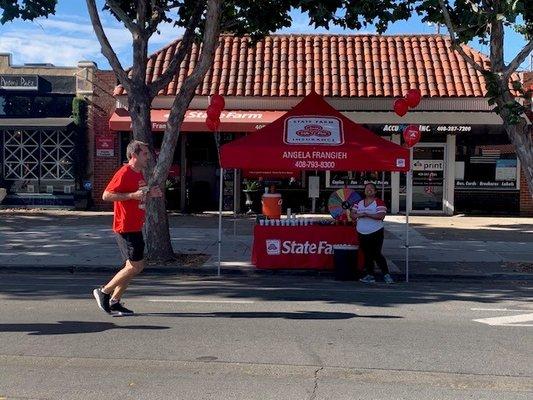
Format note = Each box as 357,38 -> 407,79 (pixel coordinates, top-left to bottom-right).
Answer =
262,193 -> 282,219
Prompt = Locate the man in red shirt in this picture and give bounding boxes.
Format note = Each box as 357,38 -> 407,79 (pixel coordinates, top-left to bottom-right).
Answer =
93,140 -> 162,316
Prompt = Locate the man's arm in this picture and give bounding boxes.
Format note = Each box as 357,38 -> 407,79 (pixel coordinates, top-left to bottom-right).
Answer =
102,190 -> 143,202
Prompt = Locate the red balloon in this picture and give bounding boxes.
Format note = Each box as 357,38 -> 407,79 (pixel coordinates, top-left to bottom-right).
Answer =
403,124 -> 421,147
210,94 -> 225,110
206,104 -> 222,120
405,89 -> 422,108
206,116 -> 220,131
394,98 -> 409,117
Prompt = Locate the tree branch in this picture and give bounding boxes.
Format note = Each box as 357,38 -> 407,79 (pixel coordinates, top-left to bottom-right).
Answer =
86,0 -> 131,89
149,0 -> 206,98
147,0 -> 165,35
438,0 -> 487,74
505,39 -> 533,79
106,0 -> 139,34
152,0 -> 221,185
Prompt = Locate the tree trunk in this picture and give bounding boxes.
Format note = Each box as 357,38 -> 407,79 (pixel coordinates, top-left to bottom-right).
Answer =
144,194 -> 175,262
503,120 -> 533,197
129,93 -> 176,262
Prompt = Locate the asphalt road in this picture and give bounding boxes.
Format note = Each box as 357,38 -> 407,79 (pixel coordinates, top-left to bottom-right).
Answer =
0,273 -> 532,399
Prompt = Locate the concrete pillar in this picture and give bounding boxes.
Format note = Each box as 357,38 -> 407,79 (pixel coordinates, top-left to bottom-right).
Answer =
391,133 -> 401,214
444,134 -> 455,215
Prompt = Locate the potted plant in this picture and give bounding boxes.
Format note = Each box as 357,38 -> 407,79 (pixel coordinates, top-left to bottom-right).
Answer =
165,177 -> 180,210
243,179 -> 259,214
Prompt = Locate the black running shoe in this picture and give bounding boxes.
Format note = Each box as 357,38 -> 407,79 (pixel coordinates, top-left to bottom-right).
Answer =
93,288 -> 111,314
110,302 -> 134,316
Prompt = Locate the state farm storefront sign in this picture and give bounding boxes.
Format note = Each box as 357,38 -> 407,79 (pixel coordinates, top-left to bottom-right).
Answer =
109,108 -> 284,132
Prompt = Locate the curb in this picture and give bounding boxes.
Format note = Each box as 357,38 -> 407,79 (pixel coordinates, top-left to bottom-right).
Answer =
1,264 -> 532,282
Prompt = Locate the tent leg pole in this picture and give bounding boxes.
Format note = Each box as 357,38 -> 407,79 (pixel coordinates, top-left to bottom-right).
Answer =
381,171 -> 385,199
218,167 -> 224,277
406,148 -> 413,283
406,197 -> 409,283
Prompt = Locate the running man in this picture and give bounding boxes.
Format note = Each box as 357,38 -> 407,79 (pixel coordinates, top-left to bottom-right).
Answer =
93,140 -> 162,315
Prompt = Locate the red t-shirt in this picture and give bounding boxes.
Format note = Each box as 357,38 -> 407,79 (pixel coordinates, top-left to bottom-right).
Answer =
104,164 -> 146,233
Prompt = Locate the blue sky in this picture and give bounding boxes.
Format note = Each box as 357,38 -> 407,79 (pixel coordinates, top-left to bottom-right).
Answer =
0,1 -> 530,71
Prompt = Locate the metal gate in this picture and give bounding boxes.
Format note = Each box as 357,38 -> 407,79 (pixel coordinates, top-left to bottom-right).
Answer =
2,128 -> 75,193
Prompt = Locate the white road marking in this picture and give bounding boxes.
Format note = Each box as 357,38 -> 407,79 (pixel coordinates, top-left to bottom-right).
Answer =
471,308 -> 533,312
148,299 -> 255,304
473,313 -> 533,327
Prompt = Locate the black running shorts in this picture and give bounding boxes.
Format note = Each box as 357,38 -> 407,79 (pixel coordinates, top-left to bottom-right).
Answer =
115,231 -> 145,262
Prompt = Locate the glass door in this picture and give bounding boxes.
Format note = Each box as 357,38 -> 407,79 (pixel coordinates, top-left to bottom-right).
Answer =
411,144 -> 446,212
399,143 -> 447,213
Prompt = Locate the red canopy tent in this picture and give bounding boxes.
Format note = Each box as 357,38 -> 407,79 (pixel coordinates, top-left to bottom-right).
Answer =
216,92 -> 412,279
220,91 -> 410,172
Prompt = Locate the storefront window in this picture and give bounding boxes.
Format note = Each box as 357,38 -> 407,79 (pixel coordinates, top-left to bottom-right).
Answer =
0,96 -> 5,116
326,171 -> 391,188
0,94 -> 73,117
455,130 -> 518,190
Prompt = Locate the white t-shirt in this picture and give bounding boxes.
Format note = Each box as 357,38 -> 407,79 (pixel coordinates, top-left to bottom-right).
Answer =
355,198 -> 387,234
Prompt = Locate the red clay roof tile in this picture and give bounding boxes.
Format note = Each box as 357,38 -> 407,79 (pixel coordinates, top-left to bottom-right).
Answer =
114,34 -> 500,98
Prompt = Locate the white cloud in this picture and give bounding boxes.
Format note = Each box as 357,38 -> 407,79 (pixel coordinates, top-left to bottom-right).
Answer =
0,11 -> 184,68
0,31 -> 98,66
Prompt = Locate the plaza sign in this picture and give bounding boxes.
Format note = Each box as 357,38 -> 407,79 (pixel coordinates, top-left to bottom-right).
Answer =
0,75 -> 39,90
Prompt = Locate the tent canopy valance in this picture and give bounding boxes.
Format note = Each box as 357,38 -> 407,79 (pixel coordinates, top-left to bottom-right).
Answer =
220,92 -> 410,172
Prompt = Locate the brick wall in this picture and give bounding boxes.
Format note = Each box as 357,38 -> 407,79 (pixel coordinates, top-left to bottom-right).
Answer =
88,70 -> 119,210
520,170 -> 533,216
520,72 -> 533,216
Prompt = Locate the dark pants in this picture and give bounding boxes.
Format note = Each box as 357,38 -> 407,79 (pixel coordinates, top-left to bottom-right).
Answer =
358,228 -> 389,276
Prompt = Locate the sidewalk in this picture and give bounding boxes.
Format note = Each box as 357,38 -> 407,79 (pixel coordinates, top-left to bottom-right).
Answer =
0,209 -> 532,281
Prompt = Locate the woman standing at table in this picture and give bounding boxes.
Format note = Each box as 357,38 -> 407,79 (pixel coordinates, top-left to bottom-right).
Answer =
351,183 -> 394,284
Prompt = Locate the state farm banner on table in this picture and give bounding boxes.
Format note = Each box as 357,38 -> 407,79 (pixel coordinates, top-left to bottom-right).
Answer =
252,225 -> 363,270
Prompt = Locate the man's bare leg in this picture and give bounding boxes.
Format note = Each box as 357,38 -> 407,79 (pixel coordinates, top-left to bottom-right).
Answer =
102,259 -> 145,300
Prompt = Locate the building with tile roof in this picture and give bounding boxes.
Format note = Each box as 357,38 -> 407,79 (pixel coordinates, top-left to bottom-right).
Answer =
97,34 -> 531,215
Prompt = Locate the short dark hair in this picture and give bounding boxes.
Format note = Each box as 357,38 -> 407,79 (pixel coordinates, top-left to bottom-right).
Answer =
364,182 -> 377,191
126,140 -> 148,160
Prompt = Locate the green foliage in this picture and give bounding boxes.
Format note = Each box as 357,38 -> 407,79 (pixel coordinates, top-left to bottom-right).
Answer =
482,71 -> 531,125
103,0 -> 415,43
243,180 -> 259,191
0,0 -> 57,24
301,0 -> 412,33
72,96 -> 88,126
71,97 -> 89,189
415,0 -> 532,43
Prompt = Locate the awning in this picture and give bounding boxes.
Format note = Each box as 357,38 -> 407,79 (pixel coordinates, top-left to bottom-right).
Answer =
220,92 -> 410,172
109,108 -> 285,132
0,117 -> 74,129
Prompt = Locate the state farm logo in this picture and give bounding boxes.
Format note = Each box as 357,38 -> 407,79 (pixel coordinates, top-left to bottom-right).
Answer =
285,116 -> 343,145
296,124 -> 331,137
265,240 -> 333,255
266,240 -> 281,255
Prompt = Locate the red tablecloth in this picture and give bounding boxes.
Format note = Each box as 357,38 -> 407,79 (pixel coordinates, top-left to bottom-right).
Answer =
252,224 -> 364,270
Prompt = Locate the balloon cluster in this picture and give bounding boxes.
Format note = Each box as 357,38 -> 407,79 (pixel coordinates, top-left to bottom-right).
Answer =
392,89 -> 422,148
393,89 -> 422,117
205,94 -> 225,131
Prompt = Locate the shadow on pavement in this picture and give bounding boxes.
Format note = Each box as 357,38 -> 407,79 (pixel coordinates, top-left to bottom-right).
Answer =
408,222 -> 533,242
1,274 -> 530,308
137,311 -> 402,320
0,321 -> 170,335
